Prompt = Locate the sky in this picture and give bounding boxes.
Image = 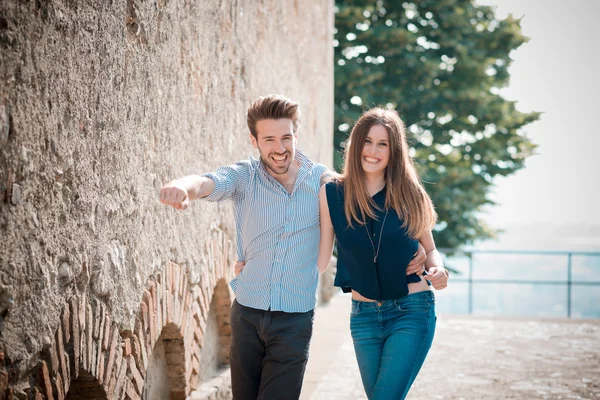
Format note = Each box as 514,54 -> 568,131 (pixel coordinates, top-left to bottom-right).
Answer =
474,0 -> 600,235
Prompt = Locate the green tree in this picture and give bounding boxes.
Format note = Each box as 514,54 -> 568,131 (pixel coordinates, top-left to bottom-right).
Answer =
334,0 -> 540,249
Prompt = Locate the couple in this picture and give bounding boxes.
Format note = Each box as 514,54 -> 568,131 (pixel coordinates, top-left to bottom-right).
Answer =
159,94 -> 449,400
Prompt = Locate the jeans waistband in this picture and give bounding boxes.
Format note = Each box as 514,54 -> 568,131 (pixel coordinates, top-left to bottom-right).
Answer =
351,290 -> 434,310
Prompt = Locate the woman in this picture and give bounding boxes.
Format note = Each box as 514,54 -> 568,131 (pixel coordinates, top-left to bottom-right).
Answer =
317,107 -> 448,399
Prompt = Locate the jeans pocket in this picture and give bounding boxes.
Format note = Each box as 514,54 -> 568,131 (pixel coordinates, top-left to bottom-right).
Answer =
395,298 -> 429,313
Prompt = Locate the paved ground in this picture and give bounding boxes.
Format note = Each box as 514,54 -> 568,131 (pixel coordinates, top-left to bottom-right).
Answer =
301,293 -> 600,400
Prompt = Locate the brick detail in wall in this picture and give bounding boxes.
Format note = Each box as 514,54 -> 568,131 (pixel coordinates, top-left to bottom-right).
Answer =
14,232 -> 234,399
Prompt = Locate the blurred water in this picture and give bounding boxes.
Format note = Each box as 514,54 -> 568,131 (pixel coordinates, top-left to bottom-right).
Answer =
435,251 -> 600,319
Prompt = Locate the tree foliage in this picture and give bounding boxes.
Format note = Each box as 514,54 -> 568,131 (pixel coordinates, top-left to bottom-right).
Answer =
334,0 -> 540,249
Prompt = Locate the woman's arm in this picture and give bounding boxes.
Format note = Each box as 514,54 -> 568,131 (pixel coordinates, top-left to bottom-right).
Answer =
317,184 -> 335,274
419,230 -> 448,290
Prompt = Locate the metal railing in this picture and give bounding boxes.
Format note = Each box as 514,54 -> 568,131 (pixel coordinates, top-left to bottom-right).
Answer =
438,249 -> 600,318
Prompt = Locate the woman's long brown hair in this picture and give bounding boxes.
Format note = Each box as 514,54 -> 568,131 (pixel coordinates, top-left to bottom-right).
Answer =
340,108 -> 437,239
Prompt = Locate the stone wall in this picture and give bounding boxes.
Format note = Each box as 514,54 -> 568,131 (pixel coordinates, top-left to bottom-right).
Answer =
0,0 -> 333,397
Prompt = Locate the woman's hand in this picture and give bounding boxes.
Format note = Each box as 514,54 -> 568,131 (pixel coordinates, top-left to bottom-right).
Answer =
424,266 -> 448,290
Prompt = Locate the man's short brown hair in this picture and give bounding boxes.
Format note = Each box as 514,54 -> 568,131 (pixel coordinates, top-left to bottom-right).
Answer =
247,95 -> 301,138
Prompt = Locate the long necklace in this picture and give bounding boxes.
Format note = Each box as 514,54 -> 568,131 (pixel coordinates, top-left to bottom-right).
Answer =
365,209 -> 388,263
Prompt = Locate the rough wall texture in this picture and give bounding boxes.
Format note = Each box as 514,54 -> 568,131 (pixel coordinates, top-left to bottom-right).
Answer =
0,0 -> 333,397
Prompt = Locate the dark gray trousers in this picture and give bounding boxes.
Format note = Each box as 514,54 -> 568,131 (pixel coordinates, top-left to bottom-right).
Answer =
229,299 -> 314,400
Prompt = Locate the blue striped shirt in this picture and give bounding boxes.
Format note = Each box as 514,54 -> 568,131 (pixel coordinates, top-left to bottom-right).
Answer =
203,151 -> 328,313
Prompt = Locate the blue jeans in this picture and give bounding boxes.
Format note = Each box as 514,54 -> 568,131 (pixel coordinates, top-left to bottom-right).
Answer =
350,290 -> 436,400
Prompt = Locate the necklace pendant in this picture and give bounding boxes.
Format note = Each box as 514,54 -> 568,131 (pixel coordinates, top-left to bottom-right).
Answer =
374,256 -> 377,263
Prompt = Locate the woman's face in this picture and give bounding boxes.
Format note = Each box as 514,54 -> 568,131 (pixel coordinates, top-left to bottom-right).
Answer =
361,124 -> 390,177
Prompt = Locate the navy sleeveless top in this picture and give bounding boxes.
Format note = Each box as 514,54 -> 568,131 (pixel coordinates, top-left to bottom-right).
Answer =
325,181 -> 421,301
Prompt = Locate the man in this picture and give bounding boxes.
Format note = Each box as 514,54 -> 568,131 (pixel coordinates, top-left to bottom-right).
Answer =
159,94 -> 428,399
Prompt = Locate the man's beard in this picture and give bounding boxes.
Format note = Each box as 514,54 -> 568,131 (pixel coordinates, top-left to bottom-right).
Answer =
259,150 -> 293,175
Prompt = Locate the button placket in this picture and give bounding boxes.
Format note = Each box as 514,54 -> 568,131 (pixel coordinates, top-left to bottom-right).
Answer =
270,190 -> 298,310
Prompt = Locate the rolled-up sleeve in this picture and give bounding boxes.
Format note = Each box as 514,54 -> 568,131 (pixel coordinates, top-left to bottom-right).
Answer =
202,160 -> 252,202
